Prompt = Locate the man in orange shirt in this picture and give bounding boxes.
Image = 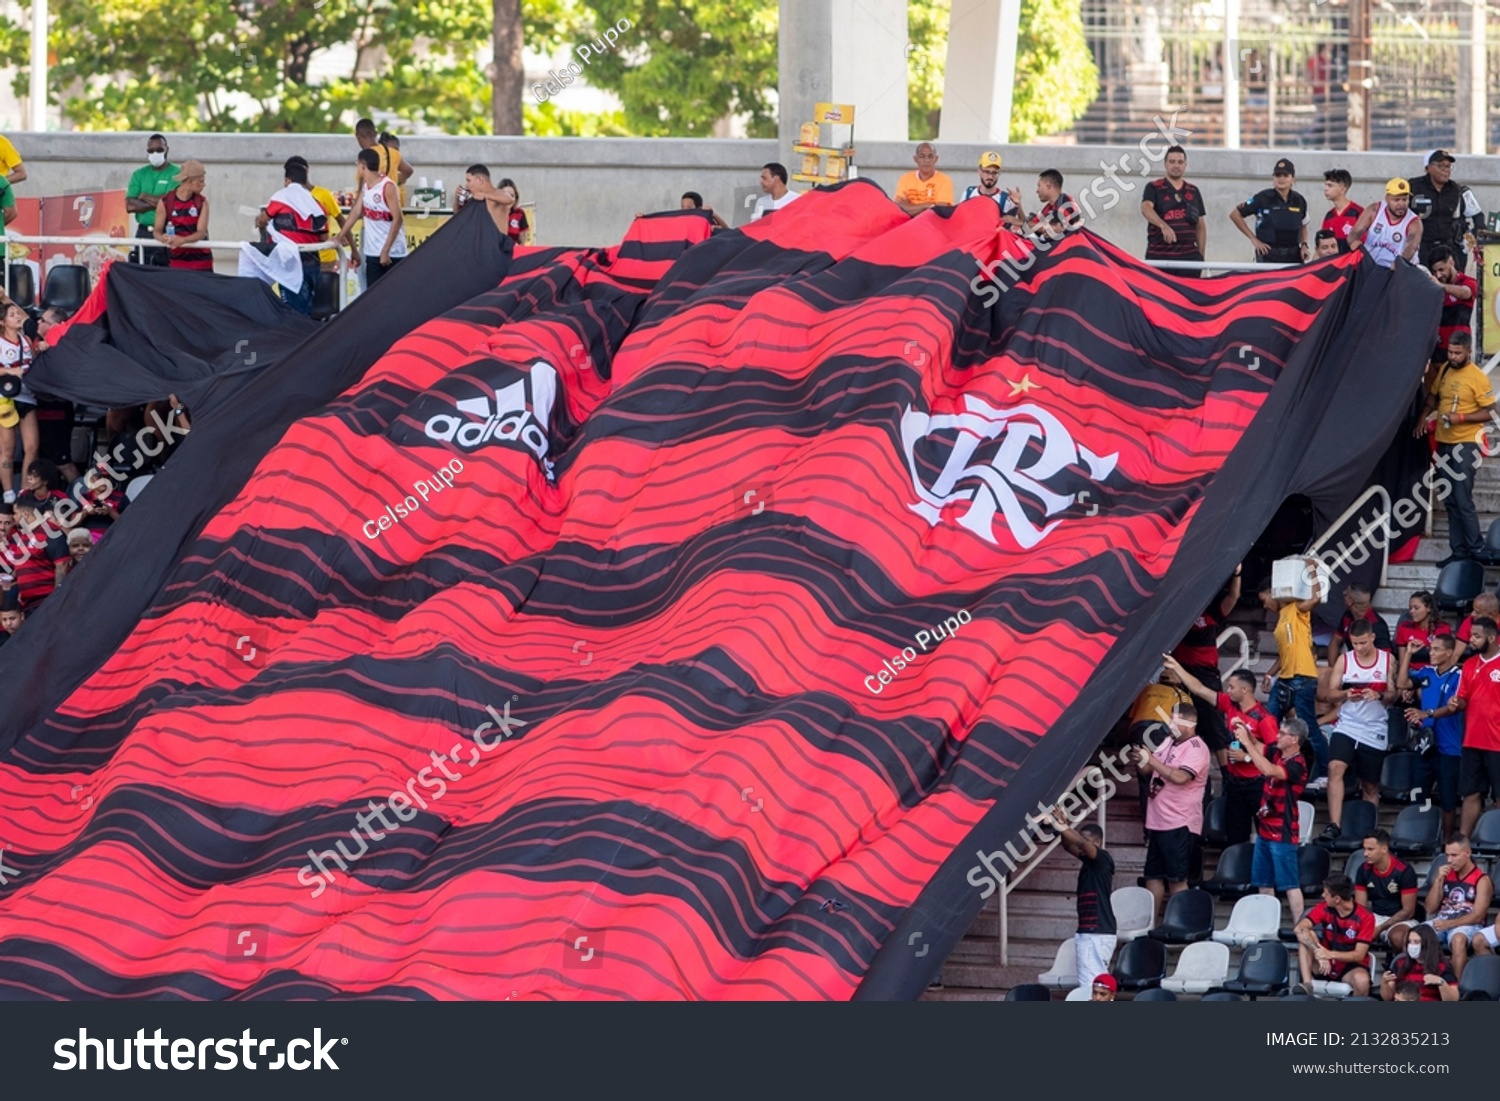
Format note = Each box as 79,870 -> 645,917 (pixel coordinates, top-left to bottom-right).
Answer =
895,143 -> 954,216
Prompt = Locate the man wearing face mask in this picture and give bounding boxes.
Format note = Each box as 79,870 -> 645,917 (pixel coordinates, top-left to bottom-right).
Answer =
125,134 -> 178,267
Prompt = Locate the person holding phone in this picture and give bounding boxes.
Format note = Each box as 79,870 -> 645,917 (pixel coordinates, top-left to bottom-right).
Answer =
1320,619 -> 1394,842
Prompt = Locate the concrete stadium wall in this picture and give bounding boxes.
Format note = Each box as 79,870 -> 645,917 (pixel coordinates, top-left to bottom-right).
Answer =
12,131 -> 1500,263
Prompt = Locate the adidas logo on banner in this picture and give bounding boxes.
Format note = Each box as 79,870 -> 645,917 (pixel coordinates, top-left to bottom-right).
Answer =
392,359 -> 558,475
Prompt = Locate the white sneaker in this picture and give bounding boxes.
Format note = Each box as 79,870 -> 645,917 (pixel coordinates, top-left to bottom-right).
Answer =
1305,777 -> 1328,793
2,490 -> 13,504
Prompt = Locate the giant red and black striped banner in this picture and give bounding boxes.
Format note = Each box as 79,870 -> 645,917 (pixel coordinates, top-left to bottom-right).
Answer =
0,182 -> 1437,1000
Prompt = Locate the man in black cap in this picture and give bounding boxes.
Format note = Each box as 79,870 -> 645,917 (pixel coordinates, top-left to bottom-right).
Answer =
1230,158 -> 1308,265
1409,150 -> 1485,273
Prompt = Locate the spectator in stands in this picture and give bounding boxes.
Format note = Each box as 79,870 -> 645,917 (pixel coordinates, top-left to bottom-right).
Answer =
152,160 -> 212,272
1354,829 -> 1420,952
1420,331 -> 1494,567
1313,229 -> 1340,259
1381,923 -> 1459,1001
1427,245 -> 1477,363
336,148 -> 407,288
11,496 -> 67,607
962,152 -> 1020,229
354,119 -> 412,206
679,191 -> 729,230
1292,874 -> 1375,996
66,526 -> 92,568
1140,145 -> 1206,268
894,143 -> 954,217
1136,699 -> 1210,919
1164,656 -> 1274,845
1409,150 -> 1484,273
255,161 -> 328,316
1438,616 -> 1500,836
1329,582 -> 1393,666
465,175 -> 530,242
1394,590 -> 1450,672
1320,168 -> 1363,250
1166,567 -> 1240,765
0,588 -> 21,645
1230,158 -> 1309,264
77,471 -> 123,534
751,163 -> 800,222
0,300 -> 38,507
1321,619 -> 1394,842
0,132 -> 25,184
1415,834 -> 1491,976
1018,170 -> 1081,238
1051,807 -> 1116,995
1348,178 -> 1421,269
1241,714 -> 1312,921
1089,973 -> 1116,1001
1455,592 -> 1498,662
455,164 -> 487,211
126,134 -> 178,267
1402,633 -> 1466,839
1260,573 -> 1327,783
284,156 -> 342,274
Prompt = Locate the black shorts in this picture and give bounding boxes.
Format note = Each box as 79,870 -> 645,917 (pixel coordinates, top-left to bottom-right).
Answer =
1329,732 -> 1386,784
1460,747 -> 1500,799
12,399 -> 35,420
1143,826 -> 1195,884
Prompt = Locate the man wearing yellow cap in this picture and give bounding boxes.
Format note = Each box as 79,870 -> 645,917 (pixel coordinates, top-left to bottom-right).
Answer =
1348,178 -> 1421,269
962,152 -> 1021,229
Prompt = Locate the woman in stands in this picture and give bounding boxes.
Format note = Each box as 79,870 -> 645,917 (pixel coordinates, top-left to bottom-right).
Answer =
1394,590 -> 1451,677
0,302 -> 38,506
1381,923 -> 1458,1001
493,178 -> 529,243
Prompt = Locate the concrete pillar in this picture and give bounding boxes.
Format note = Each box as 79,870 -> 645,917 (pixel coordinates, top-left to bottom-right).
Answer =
937,0 -> 1022,144
777,0 -> 909,152
1457,2 -> 1487,155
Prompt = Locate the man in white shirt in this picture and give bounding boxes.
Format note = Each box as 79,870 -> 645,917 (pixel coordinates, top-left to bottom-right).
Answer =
751,163 -> 800,222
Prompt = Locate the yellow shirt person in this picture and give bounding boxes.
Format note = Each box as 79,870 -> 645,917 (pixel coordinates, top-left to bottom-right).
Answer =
1430,357 -> 1495,445
895,143 -> 954,215
1274,602 -> 1319,678
310,184 -> 342,268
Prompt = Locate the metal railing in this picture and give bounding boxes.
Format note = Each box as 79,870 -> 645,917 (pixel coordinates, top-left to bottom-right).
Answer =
2,232 -> 357,314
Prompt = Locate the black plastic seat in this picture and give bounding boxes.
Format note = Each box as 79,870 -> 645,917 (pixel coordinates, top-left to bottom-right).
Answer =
1201,991 -> 1245,1001
1385,707 -> 1411,751
1479,518 -> 1500,567
1327,800 -> 1377,853
310,270 -> 340,321
1133,987 -> 1177,1001
1147,888 -> 1215,944
1379,752 -> 1422,803
1459,955 -> 1500,999
40,263 -> 89,313
1299,844 -> 1331,895
1202,796 -> 1227,847
1281,994 -> 1319,1001
8,263 -> 34,308
1389,802 -> 1442,857
1472,809 -> 1500,858
1200,842 -> 1256,899
1222,941 -> 1291,999
1344,850 -> 1366,880
1112,937 -> 1167,991
1004,983 -> 1052,1002
1434,560 -> 1485,613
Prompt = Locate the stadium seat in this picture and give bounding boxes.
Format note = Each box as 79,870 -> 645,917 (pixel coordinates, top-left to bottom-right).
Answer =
1479,518 -> 1500,567
1385,706 -> 1410,751
1214,894 -> 1283,947
8,263 -> 34,309
1112,937 -> 1167,991
1111,886 -> 1154,942
1037,938 -> 1076,990
1200,842 -> 1255,898
310,271 -> 340,321
1326,800 -> 1376,853
1064,986 -> 1092,1001
1472,809 -> 1500,858
1421,851 -> 1450,894
1222,940 -> 1291,999
1162,941 -> 1230,994
1298,800 -> 1316,846
125,474 -> 154,502
1282,994 -> 1319,1001
1311,979 -> 1353,999
1299,844 -> 1331,895
1004,983 -> 1052,1002
1379,752 -> 1422,803
1202,796 -> 1227,847
1147,888 -> 1215,944
1389,802 -> 1442,857
1434,559 -> 1485,614
1133,987 -> 1177,1001
1200,991 -> 1245,1001
1458,955 -> 1500,1000
1344,850 -> 1366,881
40,264 -> 90,314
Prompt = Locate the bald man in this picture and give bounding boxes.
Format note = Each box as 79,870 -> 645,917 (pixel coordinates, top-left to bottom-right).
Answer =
896,143 -> 955,216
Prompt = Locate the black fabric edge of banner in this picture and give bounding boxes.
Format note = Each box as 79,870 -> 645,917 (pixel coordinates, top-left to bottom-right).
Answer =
855,253 -> 1442,1000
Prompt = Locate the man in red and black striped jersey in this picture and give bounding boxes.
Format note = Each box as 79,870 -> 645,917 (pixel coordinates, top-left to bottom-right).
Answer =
1241,716 -> 1310,920
1140,146 -> 1207,268
1427,245 -> 1477,364
1353,829 -> 1419,949
255,161 -> 329,317
1293,874 -> 1376,995
9,495 -> 67,608
1320,169 -> 1363,251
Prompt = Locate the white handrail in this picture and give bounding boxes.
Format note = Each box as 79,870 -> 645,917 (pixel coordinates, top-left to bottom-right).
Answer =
1143,259 -> 1300,272
1305,484 -> 1394,590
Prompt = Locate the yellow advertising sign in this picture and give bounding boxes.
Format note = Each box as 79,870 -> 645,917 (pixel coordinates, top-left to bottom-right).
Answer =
813,102 -> 855,125
1483,239 -> 1500,356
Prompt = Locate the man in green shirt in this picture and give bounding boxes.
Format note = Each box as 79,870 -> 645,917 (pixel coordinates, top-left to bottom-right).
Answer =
125,133 -> 178,266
